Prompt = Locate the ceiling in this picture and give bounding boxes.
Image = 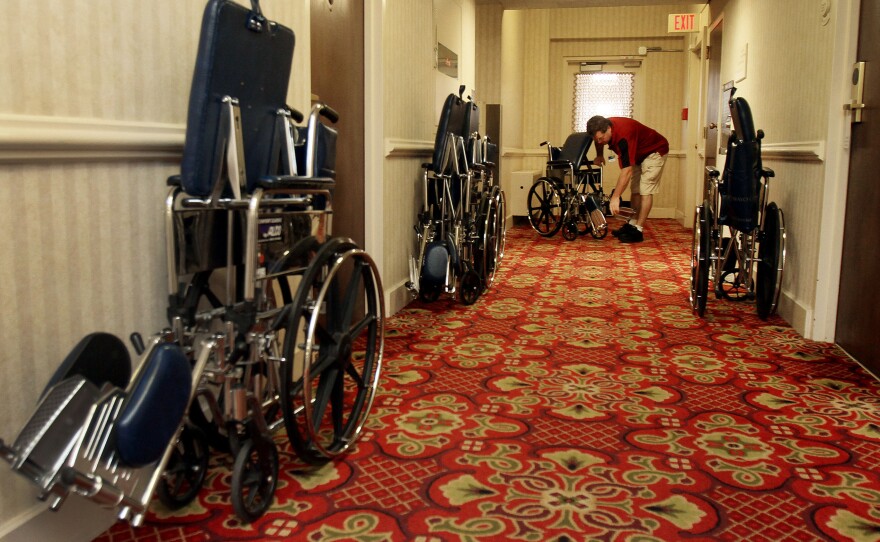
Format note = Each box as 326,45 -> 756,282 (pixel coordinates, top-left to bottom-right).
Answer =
474,0 -> 698,8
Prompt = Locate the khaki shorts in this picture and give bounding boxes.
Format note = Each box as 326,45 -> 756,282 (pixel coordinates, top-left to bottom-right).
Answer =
630,152 -> 667,196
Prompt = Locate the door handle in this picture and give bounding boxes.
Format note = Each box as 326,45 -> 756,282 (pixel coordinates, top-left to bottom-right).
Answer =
847,61 -> 866,123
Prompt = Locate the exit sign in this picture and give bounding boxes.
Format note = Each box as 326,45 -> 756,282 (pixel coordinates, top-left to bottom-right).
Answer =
668,13 -> 697,33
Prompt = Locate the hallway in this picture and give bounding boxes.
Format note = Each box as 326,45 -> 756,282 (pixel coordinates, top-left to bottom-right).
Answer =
98,220 -> 880,541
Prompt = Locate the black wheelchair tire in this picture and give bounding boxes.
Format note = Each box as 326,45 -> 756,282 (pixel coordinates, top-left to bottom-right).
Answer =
756,203 -> 785,319
527,177 -> 563,237
231,437 -> 278,523
156,425 -> 209,510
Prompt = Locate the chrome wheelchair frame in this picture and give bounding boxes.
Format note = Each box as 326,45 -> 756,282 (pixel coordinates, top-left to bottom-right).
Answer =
690,89 -> 785,319
2,0 -> 384,526
407,87 -> 506,305
527,133 -> 610,240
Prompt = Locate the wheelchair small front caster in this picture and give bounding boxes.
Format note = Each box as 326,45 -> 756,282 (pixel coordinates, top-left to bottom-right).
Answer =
231,436 -> 279,523
562,221 -> 578,241
156,425 -> 209,510
459,269 -> 483,305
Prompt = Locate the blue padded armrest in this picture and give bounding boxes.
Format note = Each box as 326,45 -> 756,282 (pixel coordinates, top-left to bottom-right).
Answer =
115,344 -> 191,468
180,0 -> 295,197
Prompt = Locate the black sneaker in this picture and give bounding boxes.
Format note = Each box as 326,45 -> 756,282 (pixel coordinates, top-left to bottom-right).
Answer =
612,223 -> 637,237
618,227 -> 644,243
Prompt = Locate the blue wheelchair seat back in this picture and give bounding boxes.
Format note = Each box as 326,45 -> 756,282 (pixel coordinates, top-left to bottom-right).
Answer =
720,96 -> 762,233
429,93 -> 467,175
180,0 -> 295,197
547,133 -> 592,185
115,343 -> 192,468
42,333 -> 132,398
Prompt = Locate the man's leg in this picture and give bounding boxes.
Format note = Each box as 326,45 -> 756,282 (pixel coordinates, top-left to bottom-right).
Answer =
634,194 -> 652,227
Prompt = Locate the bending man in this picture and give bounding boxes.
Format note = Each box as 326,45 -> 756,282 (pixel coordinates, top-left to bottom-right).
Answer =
587,115 -> 668,243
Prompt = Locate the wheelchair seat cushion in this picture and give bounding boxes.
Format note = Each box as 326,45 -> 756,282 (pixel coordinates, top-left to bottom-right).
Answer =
180,0 -> 295,197
42,333 -> 131,398
115,344 -> 191,468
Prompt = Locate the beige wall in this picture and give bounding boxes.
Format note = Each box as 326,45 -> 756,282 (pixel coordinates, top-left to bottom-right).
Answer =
703,0 -> 840,335
0,0 -> 310,537
382,0 -> 477,314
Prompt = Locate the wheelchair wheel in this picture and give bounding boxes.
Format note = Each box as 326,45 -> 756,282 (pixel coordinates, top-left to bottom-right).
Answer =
281,237 -> 384,465
690,204 -> 710,316
718,269 -> 750,301
231,437 -> 278,523
476,190 -> 500,290
496,190 -> 507,263
562,218 -> 578,241
459,268 -> 483,305
527,177 -> 563,237
756,203 -> 785,319
156,425 -> 209,510
419,283 -> 441,303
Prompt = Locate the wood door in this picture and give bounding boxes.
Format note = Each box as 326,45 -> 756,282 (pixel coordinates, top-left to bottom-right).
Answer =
836,1 -> 880,372
703,18 -> 723,173
310,0 -> 365,247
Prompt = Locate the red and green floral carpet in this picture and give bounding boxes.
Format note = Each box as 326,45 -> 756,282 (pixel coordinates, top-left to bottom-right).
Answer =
98,220 -> 880,542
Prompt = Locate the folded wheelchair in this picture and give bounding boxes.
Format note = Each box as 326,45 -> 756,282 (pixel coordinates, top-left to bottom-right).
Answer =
1,0 -> 384,526
407,87 -> 507,305
526,133 -> 609,240
690,89 -> 785,319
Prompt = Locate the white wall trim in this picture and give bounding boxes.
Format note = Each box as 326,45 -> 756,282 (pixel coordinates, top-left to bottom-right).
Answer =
365,1 -> 386,314
811,0 -> 859,342
0,114 -> 184,163
385,138 -> 433,158
761,140 -> 825,162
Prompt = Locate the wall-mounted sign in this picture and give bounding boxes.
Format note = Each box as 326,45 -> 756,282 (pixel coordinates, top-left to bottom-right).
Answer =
668,13 -> 697,33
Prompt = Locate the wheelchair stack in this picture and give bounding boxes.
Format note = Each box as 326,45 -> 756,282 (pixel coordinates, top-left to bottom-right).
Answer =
526,133 -> 610,240
1,0 -> 384,526
690,88 -> 786,319
407,86 -> 507,305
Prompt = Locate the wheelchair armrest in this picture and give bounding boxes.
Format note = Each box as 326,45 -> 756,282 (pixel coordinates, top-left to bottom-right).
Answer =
258,175 -> 336,191
762,167 -> 775,178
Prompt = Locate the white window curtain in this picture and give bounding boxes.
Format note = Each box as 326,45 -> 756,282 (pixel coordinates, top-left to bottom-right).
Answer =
572,72 -> 635,132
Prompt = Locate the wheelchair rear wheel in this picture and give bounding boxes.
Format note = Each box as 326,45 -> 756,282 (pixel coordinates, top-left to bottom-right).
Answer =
281,237 -> 384,465
527,177 -> 563,237
690,204 -> 710,316
756,203 -> 785,319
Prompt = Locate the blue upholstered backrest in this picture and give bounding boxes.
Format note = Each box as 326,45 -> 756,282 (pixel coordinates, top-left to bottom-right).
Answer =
431,94 -> 467,174
720,97 -> 761,233
558,133 -> 593,171
180,0 -> 295,197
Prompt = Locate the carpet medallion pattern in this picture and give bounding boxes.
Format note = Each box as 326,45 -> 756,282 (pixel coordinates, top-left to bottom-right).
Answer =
97,220 -> 880,542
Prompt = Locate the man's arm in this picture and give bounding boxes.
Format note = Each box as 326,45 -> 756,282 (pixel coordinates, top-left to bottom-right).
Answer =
609,166 -> 633,215
593,143 -> 605,166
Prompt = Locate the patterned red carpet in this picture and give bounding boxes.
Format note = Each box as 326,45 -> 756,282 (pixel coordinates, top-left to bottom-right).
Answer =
97,220 -> 880,542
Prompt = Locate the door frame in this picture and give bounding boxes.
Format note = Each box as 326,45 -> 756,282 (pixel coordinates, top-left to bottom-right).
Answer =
813,0 -> 859,341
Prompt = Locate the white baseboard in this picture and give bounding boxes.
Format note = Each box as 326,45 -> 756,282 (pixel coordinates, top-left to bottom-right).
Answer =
386,279 -> 414,316
0,496 -> 115,542
778,289 -> 811,339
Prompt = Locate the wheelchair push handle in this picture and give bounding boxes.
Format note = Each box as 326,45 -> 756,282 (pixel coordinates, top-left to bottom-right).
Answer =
312,103 -> 339,124
288,106 -> 304,124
